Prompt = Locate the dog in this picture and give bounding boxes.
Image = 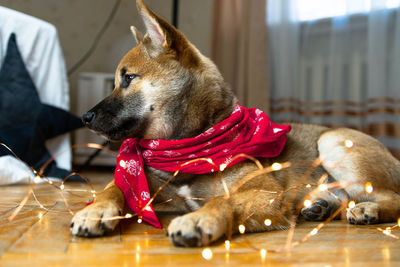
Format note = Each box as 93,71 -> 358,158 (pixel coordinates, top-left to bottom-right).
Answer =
70,0 -> 400,247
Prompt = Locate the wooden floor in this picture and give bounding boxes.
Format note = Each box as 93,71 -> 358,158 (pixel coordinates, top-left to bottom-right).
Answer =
1,169 -> 400,267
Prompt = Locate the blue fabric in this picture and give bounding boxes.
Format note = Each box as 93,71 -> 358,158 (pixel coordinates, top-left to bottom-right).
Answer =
0,33 -> 83,179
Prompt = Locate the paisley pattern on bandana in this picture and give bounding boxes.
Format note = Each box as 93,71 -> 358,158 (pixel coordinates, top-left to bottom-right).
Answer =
114,104 -> 291,229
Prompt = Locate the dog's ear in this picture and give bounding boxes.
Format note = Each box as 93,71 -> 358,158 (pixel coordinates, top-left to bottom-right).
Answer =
136,0 -> 171,54
136,0 -> 200,67
130,26 -> 143,44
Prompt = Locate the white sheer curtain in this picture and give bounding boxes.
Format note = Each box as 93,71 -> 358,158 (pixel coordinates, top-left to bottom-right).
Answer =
267,0 -> 400,158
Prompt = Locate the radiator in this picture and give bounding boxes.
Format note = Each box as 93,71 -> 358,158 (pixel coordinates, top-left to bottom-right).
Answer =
299,52 -> 367,105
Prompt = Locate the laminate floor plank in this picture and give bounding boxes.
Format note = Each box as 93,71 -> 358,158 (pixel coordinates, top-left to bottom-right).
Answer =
1,169 -> 400,266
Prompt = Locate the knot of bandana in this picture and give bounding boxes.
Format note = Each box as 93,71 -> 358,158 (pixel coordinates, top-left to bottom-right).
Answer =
114,104 -> 291,228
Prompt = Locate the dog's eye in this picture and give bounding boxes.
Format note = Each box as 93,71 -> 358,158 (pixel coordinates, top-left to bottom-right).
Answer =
121,74 -> 139,88
125,74 -> 138,83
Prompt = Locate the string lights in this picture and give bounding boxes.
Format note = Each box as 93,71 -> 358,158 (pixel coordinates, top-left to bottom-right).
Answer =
1,138 -> 400,263
365,182 -> 374,194
348,201 -> 356,209
303,199 -> 312,208
202,248 -> 213,260
224,240 -> 230,251
238,224 -> 246,234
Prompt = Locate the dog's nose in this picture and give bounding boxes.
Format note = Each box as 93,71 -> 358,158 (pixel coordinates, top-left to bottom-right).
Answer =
82,111 -> 95,126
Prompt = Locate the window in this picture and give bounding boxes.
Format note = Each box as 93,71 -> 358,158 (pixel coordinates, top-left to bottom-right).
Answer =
298,0 -> 400,21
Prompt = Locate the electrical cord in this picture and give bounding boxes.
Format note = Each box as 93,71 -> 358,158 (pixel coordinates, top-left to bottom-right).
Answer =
67,0 -> 122,76
71,0 -> 121,170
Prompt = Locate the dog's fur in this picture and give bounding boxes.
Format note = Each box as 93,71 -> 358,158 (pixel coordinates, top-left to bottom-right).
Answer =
71,0 -> 400,247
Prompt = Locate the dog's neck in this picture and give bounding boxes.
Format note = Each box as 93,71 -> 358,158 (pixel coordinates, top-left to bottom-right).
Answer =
169,83 -> 237,140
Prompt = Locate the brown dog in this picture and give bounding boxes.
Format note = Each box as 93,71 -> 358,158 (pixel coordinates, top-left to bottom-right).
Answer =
71,0 -> 400,247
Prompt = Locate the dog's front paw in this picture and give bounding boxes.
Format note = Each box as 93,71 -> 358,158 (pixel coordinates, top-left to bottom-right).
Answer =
301,199 -> 333,221
70,201 -> 122,237
167,212 -> 226,247
347,201 -> 379,225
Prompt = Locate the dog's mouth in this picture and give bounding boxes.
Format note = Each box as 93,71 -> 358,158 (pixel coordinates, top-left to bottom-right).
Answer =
88,116 -> 148,141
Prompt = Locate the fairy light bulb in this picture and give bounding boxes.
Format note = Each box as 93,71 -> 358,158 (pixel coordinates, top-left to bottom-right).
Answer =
34,175 -> 41,184
344,140 -> 354,148
348,201 -> 356,209
119,159 -> 126,168
59,184 -> 65,190
136,251 -> 140,264
318,184 -> 328,192
125,213 -> 133,218
304,199 -> 312,208
271,162 -> 282,171
224,240 -> 230,250
264,219 -> 272,227
310,228 -> 318,236
220,163 -> 228,171
383,228 -> 392,236
260,249 -> 267,259
238,224 -> 246,234
365,182 -> 373,193
202,248 -> 213,260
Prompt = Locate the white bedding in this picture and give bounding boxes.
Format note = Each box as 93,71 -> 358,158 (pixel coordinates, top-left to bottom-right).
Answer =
0,7 -> 72,184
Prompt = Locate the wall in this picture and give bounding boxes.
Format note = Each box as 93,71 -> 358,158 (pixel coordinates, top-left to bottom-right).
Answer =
0,0 -> 214,113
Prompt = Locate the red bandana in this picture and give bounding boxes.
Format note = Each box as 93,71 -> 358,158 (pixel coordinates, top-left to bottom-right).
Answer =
114,105 -> 291,228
